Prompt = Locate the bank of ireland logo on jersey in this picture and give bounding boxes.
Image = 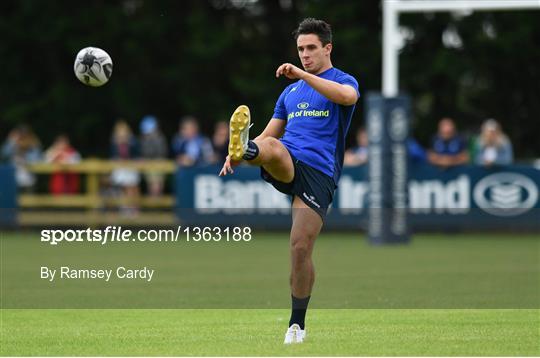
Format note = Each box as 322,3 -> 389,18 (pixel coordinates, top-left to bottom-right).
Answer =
473,172 -> 538,216
289,102 -> 329,120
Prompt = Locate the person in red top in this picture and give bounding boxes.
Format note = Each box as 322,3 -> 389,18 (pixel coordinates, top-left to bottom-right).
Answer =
45,135 -> 81,194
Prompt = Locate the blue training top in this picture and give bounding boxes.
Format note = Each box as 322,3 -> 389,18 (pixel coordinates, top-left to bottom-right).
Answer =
273,67 -> 359,185
431,135 -> 466,155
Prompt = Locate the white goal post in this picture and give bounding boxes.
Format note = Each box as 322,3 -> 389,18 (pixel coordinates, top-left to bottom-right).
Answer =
382,0 -> 540,97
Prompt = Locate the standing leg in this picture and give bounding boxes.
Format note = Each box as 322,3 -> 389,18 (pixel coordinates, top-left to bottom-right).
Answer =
288,196 -> 323,331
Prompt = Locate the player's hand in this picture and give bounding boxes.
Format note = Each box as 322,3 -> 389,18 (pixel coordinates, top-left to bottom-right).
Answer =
276,63 -> 305,80
219,155 -> 241,176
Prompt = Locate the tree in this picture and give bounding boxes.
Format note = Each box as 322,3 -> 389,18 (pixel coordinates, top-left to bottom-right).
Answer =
1,1 -> 538,158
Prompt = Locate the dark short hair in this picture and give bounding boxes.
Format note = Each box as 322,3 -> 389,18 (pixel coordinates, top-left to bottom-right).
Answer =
293,18 -> 332,46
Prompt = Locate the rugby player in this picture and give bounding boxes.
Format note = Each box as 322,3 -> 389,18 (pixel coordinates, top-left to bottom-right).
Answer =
219,18 -> 359,344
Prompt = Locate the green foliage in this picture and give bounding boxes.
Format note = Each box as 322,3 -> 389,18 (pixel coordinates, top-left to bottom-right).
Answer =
400,11 -> 540,154
0,1 -> 538,157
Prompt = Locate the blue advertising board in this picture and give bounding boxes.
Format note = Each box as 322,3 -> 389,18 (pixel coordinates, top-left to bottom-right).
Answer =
176,163 -> 540,231
0,164 -> 17,227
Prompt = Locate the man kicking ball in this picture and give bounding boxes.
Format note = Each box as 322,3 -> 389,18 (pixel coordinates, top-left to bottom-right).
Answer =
219,18 -> 359,344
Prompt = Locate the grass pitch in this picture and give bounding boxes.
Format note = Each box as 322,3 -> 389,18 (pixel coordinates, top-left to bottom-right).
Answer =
1,232 -> 539,356
2,309 -> 538,356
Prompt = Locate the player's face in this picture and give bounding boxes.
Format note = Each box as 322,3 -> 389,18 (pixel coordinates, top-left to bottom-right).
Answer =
297,34 -> 332,74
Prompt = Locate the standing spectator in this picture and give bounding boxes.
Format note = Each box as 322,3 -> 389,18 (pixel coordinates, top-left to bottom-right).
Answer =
45,135 -> 81,195
428,117 -> 469,168
211,121 -> 229,164
474,119 -> 513,166
110,120 -> 140,214
139,115 -> 167,196
1,125 -> 42,192
171,116 -> 213,166
344,127 -> 368,166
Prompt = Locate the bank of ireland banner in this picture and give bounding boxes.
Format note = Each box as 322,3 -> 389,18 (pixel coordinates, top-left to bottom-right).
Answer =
406,164 -> 540,230
175,164 -> 540,231
332,164 -> 540,230
176,165 -> 292,228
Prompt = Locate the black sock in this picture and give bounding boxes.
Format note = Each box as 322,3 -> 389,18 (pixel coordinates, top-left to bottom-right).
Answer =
289,295 -> 310,330
242,140 -> 259,160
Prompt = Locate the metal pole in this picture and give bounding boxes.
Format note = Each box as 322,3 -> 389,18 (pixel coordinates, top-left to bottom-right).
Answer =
382,0 -> 399,97
382,0 -> 540,97
394,0 -> 540,13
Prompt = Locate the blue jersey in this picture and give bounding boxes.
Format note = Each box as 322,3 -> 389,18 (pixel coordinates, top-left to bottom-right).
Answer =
273,67 -> 359,185
431,135 -> 466,155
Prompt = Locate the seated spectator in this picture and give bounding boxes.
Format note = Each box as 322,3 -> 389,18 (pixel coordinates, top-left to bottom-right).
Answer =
1,125 -> 42,192
474,119 -> 513,166
428,118 -> 469,168
344,127 -> 368,166
139,115 -> 167,196
344,127 -> 426,166
171,116 -> 213,166
211,121 -> 229,164
45,135 -> 81,195
110,120 -> 140,214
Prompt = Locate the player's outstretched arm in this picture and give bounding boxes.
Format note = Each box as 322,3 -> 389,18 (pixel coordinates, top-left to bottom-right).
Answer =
276,63 -> 358,106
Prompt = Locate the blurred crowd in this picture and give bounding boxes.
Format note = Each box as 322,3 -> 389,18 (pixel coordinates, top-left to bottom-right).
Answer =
344,117 -> 514,168
1,116 -> 515,199
0,116 -> 230,200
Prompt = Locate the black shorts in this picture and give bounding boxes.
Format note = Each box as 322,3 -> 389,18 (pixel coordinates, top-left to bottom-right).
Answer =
260,153 -> 336,220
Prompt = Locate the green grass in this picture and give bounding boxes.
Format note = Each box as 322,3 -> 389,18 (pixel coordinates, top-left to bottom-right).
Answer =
2,232 -> 538,308
1,232 -> 539,355
1,309 -> 538,356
